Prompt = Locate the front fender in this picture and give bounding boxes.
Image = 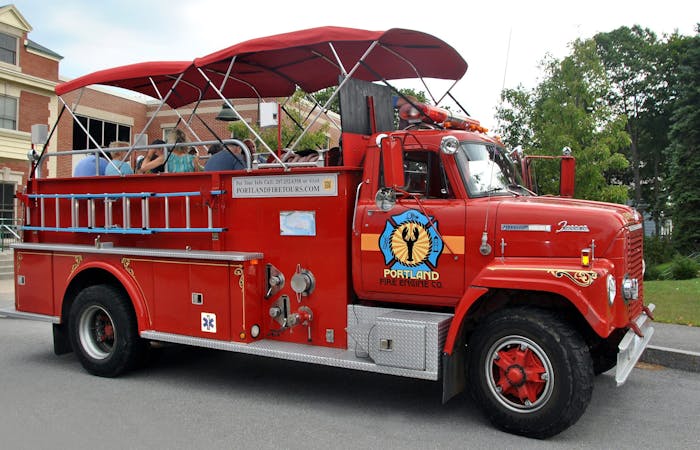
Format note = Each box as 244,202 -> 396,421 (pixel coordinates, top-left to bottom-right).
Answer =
443,258 -> 615,354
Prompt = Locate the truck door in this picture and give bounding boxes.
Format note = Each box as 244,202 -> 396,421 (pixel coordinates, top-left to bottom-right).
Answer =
355,148 -> 465,305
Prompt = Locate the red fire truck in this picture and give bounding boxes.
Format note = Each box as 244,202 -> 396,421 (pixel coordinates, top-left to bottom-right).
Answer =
2,27 -> 653,438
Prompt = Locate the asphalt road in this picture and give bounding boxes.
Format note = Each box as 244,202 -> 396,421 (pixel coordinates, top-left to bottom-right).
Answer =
1,317 -> 698,450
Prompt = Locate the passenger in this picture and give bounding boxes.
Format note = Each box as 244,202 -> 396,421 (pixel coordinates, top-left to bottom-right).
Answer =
73,151 -> 108,177
165,129 -> 199,173
137,139 -> 166,174
105,141 -> 134,175
204,142 -> 245,171
208,143 -> 224,155
242,138 -> 256,155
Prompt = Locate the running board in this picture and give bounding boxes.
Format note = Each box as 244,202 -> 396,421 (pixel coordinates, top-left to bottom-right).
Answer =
141,330 -> 441,381
0,306 -> 61,324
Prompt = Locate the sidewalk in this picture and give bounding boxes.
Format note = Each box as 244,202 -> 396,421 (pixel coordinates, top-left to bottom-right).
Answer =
0,277 -> 697,372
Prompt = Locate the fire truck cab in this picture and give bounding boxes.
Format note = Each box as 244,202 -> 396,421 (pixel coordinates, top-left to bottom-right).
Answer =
1,27 -> 653,439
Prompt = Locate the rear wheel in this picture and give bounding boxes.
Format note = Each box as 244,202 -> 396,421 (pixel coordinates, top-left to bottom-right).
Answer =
467,307 -> 594,439
68,284 -> 147,377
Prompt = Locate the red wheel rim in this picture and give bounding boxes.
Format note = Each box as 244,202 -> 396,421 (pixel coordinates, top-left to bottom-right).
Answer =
485,336 -> 554,413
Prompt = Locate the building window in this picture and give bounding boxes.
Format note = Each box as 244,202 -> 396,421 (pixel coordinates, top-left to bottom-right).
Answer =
0,95 -> 17,130
0,32 -> 17,65
72,115 -> 131,149
0,182 -> 15,223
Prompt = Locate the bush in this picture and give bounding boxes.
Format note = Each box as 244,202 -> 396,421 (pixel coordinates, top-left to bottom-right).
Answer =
644,236 -> 674,266
644,265 -> 663,281
670,255 -> 700,280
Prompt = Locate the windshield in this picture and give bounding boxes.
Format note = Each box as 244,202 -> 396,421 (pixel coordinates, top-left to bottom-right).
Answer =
454,142 -> 527,197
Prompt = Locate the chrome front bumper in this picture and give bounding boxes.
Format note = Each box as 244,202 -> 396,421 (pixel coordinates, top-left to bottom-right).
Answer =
615,303 -> 655,386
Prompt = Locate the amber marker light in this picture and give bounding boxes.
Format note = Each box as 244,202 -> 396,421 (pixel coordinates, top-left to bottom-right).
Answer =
581,248 -> 591,267
239,331 -> 246,340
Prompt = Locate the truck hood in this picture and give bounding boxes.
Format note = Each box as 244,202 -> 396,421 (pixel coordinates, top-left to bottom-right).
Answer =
493,196 -> 641,258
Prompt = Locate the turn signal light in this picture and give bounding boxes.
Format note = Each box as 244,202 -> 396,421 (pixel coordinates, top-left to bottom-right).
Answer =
581,248 -> 591,267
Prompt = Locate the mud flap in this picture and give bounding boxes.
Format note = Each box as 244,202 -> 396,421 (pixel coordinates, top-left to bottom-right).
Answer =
441,346 -> 466,404
53,323 -> 73,355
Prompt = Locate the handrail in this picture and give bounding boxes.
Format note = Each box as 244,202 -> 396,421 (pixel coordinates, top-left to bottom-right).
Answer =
35,139 -> 252,177
1,224 -> 20,240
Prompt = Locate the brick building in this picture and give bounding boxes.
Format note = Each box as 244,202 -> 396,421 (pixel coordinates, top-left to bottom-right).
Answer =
0,4 -> 60,224
0,5 -> 339,225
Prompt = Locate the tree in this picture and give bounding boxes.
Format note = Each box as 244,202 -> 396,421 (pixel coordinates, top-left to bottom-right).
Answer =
496,40 -> 630,202
593,26 -> 676,232
495,84 -> 534,147
229,93 -> 330,152
667,31 -> 700,253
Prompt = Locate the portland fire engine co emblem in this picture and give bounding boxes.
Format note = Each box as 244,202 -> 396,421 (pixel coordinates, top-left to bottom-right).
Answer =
379,210 -> 444,280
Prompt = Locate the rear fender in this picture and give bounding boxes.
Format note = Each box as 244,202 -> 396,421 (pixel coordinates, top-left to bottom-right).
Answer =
64,261 -> 151,331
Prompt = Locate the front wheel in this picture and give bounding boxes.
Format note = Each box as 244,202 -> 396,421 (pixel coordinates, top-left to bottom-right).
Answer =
68,284 -> 147,377
467,307 -> 594,439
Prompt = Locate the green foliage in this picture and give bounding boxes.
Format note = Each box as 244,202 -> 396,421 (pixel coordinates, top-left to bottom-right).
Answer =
643,265 -> 663,281
668,32 -> 700,254
312,87 -> 340,115
594,26 -> 684,231
644,236 -> 675,265
670,255 -> 700,280
496,39 -> 630,203
496,85 -> 533,146
228,96 -> 330,152
229,121 -> 251,140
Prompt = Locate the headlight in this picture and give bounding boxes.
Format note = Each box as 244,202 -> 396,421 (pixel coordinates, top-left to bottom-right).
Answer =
606,274 -> 616,306
622,275 -> 639,301
440,136 -> 459,155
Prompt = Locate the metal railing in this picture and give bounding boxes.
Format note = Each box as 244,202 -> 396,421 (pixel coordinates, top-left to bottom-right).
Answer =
0,218 -> 21,252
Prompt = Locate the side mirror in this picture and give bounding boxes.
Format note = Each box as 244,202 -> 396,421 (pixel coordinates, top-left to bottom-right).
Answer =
380,135 -> 405,189
560,156 -> 576,198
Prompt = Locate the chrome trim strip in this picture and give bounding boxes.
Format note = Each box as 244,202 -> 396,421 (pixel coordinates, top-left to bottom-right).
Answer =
11,242 -> 263,262
0,307 -> 61,324
501,224 -> 551,232
628,223 -> 643,232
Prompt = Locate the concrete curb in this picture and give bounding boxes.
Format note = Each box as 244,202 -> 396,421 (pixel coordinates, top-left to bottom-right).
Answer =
640,345 -> 700,373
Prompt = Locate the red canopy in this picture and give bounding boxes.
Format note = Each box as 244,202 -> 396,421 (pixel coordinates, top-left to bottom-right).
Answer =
196,27 -> 468,94
55,27 -> 468,109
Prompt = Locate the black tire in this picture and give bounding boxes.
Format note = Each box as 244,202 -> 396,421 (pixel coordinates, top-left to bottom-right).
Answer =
467,307 -> 594,439
68,284 -> 148,377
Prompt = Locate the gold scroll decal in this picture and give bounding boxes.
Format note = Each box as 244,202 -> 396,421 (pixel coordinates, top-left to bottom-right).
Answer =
70,255 -> 83,276
547,269 -> 598,287
121,258 -> 135,277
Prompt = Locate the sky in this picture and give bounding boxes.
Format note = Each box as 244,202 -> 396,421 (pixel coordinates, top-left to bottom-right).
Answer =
10,0 -> 699,131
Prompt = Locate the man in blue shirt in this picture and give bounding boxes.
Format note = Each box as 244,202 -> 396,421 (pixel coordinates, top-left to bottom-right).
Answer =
204,143 -> 245,171
74,154 -> 108,176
